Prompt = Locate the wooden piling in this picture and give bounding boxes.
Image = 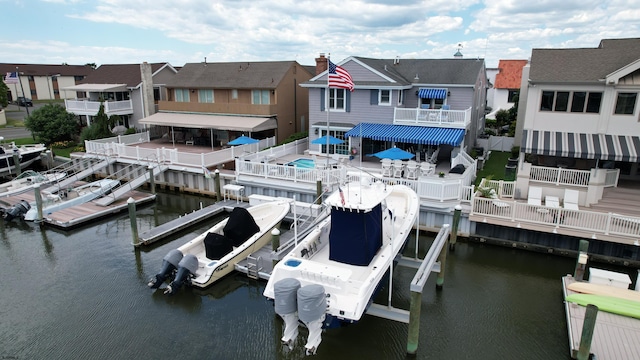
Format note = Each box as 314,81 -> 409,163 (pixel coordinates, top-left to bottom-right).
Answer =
574,239 -> 589,281
450,205 -> 462,251
147,166 -> 156,194
12,152 -> 21,176
271,228 -> 281,268
214,169 -> 221,202
436,238 -> 449,289
128,197 -> 139,246
406,291 -> 422,356
577,304 -> 598,360
316,179 -> 322,205
34,184 -> 43,222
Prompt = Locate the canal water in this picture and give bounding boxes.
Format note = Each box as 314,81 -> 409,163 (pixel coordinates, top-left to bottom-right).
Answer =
1,191 -> 628,360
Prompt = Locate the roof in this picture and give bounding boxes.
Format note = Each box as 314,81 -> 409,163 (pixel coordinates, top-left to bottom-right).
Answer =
0,63 -> 93,77
529,38 -> 640,83
139,112 -> 277,132
494,60 -> 528,89
305,57 -> 485,88
166,61 -> 302,89
80,63 -> 174,88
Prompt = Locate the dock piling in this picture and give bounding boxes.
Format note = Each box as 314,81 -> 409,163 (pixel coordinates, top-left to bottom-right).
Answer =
450,205 -> 462,251
574,239 -> 589,281
436,237 -> 449,289
128,197 -> 139,246
271,228 -> 281,268
406,291 -> 422,356
12,152 -> 21,176
316,179 -> 322,205
147,166 -> 156,194
34,184 -> 43,222
577,304 -> 598,360
214,169 -> 221,202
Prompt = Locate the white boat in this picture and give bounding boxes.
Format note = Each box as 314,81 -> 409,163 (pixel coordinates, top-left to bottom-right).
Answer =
149,200 -> 291,294
0,139 -> 47,178
23,178 -> 120,221
263,179 -> 419,354
0,170 -> 66,198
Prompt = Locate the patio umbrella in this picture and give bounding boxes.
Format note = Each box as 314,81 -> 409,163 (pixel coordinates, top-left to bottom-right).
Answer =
311,135 -> 344,145
228,135 -> 259,145
369,147 -> 415,160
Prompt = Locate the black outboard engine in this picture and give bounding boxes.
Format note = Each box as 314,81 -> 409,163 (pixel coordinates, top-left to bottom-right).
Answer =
147,249 -> 183,289
4,200 -> 31,222
164,254 -> 198,295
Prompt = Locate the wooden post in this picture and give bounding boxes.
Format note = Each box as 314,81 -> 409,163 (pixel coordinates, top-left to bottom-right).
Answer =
12,152 -> 21,176
271,228 -> 281,268
128,197 -> 139,246
316,179 -> 322,205
214,169 -> 221,202
147,166 -> 156,194
406,291 -> 422,355
436,236 -> 449,289
34,183 -> 43,222
450,204 -> 462,251
577,304 -> 598,360
574,239 -> 589,281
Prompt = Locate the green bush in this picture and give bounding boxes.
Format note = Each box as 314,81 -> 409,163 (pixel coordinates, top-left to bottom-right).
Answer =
24,104 -> 78,145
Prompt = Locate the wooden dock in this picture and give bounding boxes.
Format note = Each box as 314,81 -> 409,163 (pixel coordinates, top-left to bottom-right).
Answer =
562,275 -> 640,359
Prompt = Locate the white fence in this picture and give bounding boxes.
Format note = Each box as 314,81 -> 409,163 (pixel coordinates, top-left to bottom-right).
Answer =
475,135 -> 515,152
393,107 -> 471,128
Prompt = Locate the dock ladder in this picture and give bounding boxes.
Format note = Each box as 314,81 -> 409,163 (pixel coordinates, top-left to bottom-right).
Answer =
246,254 -> 261,280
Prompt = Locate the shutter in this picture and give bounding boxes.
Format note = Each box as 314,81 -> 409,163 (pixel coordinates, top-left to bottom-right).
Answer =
320,88 -> 325,111
370,90 -> 378,105
346,91 -> 351,112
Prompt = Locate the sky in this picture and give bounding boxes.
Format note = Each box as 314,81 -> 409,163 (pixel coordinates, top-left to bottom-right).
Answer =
1,0 -> 640,69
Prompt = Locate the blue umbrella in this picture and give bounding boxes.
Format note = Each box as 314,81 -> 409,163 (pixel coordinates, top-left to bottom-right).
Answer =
311,135 -> 344,145
369,147 -> 415,160
228,135 -> 259,145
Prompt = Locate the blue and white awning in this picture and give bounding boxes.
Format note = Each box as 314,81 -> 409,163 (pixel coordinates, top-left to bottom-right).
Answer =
345,123 -> 465,146
522,129 -> 640,162
418,88 -> 447,99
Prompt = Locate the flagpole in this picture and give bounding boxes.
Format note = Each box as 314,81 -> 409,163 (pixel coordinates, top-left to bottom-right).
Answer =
326,54 -> 331,170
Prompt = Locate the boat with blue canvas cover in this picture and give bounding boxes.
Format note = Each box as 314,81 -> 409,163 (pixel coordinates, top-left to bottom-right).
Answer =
263,178 -> 419,354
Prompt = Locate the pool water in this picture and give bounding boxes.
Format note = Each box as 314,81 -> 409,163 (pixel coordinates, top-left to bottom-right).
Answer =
287,158 -> 315,169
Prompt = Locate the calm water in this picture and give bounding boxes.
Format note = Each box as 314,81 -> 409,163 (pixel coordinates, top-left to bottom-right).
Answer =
0,191 -> 610,360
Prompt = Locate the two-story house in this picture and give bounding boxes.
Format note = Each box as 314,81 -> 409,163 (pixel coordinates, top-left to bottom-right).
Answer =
301,54 -> 487,164
486,59 -> 528,120
140,60 -> 312,147
0,63 -> 93,102
63,62 -> 177,129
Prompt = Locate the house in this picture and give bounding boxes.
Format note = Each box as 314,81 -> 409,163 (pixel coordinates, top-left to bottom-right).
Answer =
301,54 -> 487,163
516,38 -> 640,204
486,59 -> 528,120
63,62 -> 177,129
140,60 -> 313,146
0,63 -> 93,102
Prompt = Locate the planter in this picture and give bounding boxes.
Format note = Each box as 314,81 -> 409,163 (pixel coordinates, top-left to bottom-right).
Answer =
507,158 -> 518,166
504,165 -> 517,181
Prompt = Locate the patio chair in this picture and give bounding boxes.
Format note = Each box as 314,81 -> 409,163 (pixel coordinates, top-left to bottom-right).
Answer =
405,161 -> 418,180
527,186 -> 542,206
441,104 -> 451,122
381,159 -> 392,177
392,160 -> 404,178
563,189 -> 580,210
420,162 -> 434,176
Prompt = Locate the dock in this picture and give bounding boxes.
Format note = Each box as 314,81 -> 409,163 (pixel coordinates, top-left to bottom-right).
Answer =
562,275 -> 640,359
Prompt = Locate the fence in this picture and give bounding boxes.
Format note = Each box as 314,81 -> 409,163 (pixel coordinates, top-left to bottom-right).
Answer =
529,165 -> 591,187
475,135 -> 515,152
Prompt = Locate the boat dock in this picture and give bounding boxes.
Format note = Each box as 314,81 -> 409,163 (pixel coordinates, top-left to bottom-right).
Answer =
562,275 -> 640,359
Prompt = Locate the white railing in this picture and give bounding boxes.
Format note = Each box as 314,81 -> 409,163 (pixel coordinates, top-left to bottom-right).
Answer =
393,107 -> 471,128
65,99 -> 133,114
477,178 -> 516,198
471,197 -> 640,240
605,169 -> 620,187
530,165 -> 591,187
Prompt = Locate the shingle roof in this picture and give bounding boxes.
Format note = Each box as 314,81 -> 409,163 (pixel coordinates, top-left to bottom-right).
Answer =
167,61 -> 301,89
0,63 -> 93,77
494,60 -> 528,89
80,63 -> 171,88
529,38 -> 640,83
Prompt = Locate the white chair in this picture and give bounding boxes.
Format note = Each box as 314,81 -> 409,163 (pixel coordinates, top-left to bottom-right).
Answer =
563,189 -> 580,210
405,161 -> 418,179
420,162 -> 434,176
392,160 -> 404,178
381,159 -> 392,177
527,186 -> 542,206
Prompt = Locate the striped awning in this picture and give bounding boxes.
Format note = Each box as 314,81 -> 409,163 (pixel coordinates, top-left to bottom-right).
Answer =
345,123 -> 465,146
522,129 -> 640,162
418,88 -> 447,99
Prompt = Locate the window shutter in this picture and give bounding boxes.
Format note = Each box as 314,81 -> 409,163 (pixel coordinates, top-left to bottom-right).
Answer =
370,90 -> 378,105
346,91 -> 351,112
320,88 -> 325,111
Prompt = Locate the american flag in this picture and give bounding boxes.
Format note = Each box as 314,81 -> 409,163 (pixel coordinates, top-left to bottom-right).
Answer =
4,72 -> 18,84
338,187 -> 346,206
328,60 -> 354,91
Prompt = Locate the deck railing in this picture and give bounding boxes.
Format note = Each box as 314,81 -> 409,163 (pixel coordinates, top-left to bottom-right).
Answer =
393,107 -> 471,128
530,165 -> 591,187
65,99 -> 133,115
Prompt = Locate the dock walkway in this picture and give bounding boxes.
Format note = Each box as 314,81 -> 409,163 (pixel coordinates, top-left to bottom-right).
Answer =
562,275 -> 640,359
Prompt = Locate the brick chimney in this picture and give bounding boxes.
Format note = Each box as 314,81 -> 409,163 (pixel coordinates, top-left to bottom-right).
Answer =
315,53 -> 328,75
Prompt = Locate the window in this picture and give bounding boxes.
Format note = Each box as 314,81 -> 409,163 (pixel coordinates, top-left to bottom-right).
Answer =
507,90 -> 519,103
614,93 -> 637,115
319,129 -> 348,155
379,89 -> 391,105
231,89 -> 238,100
554,92 -> 569,111
252,90 -> 270,105
540,91 -> 554,111
586,92 -> 602,113
540,90 -> 602,113
398,90 -> 404,105
571,92 -> 586,112
198,89 -> 214,103
329,89 -> 345,111
175,89 -> 190,102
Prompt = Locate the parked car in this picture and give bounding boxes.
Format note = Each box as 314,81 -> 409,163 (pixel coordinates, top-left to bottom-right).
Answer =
15,97 -> 33,107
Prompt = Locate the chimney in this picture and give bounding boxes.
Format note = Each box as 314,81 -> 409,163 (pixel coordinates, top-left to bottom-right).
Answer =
315,53 -> 328,75
140,62 -> 155,118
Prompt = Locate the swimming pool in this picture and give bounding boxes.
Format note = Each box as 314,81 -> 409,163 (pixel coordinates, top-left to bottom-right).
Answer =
287,158 -> 315,169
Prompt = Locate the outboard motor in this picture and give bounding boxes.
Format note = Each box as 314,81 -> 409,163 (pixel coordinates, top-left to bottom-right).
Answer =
297,284 -> 327,355
3,200 -> 31,222
164,254 -> 198,295
147,249 -> 183,289
274,278 -> 301,347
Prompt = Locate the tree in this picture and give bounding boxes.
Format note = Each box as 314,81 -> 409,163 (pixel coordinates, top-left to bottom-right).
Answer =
0,80 -> 8,108
80,103 -> 115,142
24,104 -> 78,145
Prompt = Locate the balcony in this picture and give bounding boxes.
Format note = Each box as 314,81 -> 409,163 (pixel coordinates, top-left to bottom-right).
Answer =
393,107 -> 471,129
65,99 -> 133,116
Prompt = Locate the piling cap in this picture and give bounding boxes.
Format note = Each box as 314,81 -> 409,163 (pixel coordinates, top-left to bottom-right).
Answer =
127,197 -> 135,203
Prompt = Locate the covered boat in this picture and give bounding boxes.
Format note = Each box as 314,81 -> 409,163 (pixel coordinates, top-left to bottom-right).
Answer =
149,200 -> 290,294
0,170 -> 66,198
263,179 -> 419,354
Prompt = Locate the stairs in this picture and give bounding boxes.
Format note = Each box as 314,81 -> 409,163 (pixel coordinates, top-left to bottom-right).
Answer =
590,186 -> 640,216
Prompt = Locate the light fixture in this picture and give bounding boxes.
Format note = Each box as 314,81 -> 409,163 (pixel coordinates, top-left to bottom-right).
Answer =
447,91 -> 451,97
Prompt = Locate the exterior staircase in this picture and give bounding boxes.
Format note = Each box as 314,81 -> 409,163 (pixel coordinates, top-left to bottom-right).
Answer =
590,185 -> 640,217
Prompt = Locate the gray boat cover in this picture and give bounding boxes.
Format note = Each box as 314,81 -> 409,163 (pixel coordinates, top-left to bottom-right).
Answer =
274,278 -> 301,315
297,284 -> 326,323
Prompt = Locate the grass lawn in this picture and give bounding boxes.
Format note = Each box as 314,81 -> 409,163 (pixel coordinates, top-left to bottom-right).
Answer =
474,151 -> 511,185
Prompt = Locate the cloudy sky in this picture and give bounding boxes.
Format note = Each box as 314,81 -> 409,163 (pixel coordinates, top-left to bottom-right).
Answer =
2,0 -> 639,68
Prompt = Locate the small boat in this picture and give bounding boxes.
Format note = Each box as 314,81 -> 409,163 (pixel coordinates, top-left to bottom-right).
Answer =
0,170 -> 66,198
149,200 -> 291,294
22,178 -> 120,221
263,179 -> 419,354
0,139 -> 47,178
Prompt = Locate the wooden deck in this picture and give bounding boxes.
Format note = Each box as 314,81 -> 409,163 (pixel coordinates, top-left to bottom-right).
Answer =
562,275 -> 640,359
